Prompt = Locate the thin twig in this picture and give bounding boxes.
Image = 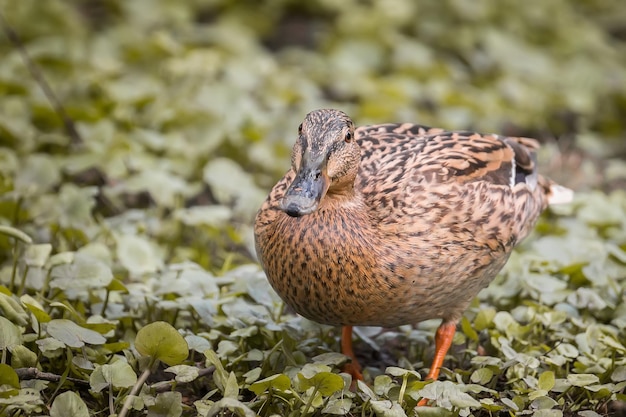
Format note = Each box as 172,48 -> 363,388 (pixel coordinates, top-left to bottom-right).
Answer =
15,367 -> 90,387
118,367 -> 152,417
0,11 -> 83,145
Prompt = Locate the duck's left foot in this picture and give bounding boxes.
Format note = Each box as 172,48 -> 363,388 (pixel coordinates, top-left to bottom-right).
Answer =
342,361 -> 363,383
340,326 -> 363,382
417,398 -> 429,407
416,321 -> 458,407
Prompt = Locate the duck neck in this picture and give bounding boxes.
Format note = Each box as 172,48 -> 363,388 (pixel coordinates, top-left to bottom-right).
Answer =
318,186 -> 365,215
321,184 -> 361,206
325,182 -> 356,198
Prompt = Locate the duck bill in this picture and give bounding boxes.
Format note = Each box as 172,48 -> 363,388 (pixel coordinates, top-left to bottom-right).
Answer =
280,164 -> 329,217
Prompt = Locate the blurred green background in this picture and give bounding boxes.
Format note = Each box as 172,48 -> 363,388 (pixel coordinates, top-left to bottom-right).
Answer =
0,0 -> 625,261
2,2 -> 625,156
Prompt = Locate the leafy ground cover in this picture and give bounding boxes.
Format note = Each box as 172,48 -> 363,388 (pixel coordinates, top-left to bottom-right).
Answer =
0,1 -> 625,416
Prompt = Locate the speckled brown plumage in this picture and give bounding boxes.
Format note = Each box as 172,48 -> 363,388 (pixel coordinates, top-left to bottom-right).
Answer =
254,109 -> 571,387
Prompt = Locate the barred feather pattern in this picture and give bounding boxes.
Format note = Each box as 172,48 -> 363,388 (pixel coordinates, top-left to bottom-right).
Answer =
254,109 -> 567,328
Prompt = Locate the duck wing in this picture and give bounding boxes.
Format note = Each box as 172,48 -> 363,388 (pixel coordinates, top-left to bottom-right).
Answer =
355,123 -> 549,248
356,123 -> 541,188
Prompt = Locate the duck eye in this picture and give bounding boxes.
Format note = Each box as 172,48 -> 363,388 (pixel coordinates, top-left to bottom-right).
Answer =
344,131 -> 352,143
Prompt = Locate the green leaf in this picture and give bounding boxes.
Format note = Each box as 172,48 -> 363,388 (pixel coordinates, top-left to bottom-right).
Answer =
48,252 -> 74,268
184,335 -> 211,353
230,326 -> 259,339
374,375 -> 394,396
102,341 -> 131,353
249,373 -> 291,395
449,389 -> 481,408
123,169 -> 191,208
555,343 -> 578,358
21,296 -> 51,323
470,368 -> 494,384
370,400 -> 408,417
202,157 -> 266,219
124,395 -> 144,412
493,311 -> 517,333
0,316 -> 23,349
0,293 -> 29,326
107,278 -> 129,292
298,371 -> 345,396
461,316 -> 478,341
46,319 -> 106,348
578,411 -> 603,417
82,321 -> 117,335
135,321 -> 188,366
10,345 -> 38,368
56,184 -> 98,228
474,308 -> 496,331
14,154 -> 61,195
417,380 -> 481,408
531,395 -> 558,409
385,366 -> 420,379
243,367 -> 262,384
72,356 -> 94,371
538,371 -> 556,391
49,391 -> 89,417
174,205 -> 232,227
165,365 -> 200,383
206,397 -> 256,417
90,360 -> 138,392
599,335 -> 626,353
23,243 -> 52,267
0,364 -> 19,389
50,253 -> 113,291
48,302 -> 84,322
36,337 -> 65,357
205,349 -> 228,392
317,353 -> 351,370
501,397 -> 519,411
299,363 -> 332,379
567,374 -> 600,387
480,398 -> 504,412
358,379 -> 378,400
611,366 -> 626,382
116,234 -> 164,276
147,391 -> 183,417
224,371 -> 239,399
88,368 -> 109,393
322,398 -> 352,415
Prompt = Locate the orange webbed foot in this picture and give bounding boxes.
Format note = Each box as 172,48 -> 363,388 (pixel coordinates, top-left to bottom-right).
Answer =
340,326 -> 363,383
417,321 -> 457,407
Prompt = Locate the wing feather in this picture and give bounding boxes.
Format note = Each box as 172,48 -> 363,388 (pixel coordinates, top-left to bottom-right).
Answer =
354,123 -> 546,247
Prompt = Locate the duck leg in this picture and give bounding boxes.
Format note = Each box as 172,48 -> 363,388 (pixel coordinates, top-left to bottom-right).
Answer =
417,320 -> 457,406
340,326 -> 363,381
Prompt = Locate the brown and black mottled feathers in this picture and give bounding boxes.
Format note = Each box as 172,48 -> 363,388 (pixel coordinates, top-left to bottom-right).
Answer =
353,123 -> 551,245
356,123 -> 539,190
254,110 -> 572,327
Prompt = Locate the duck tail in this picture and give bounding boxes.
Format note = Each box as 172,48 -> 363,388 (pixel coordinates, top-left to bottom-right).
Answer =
547,183 -> 574,205
538,174 -> 573,205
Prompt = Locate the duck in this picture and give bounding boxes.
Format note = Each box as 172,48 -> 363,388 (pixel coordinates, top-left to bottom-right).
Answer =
254,109 -> 572,402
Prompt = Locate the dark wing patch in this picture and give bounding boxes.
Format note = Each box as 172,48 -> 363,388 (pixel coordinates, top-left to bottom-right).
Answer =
424,133 -> 515,186
501,137 -> 539,189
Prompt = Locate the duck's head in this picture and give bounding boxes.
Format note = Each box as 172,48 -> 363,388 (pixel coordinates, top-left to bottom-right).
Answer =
281,109 -> 360,217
